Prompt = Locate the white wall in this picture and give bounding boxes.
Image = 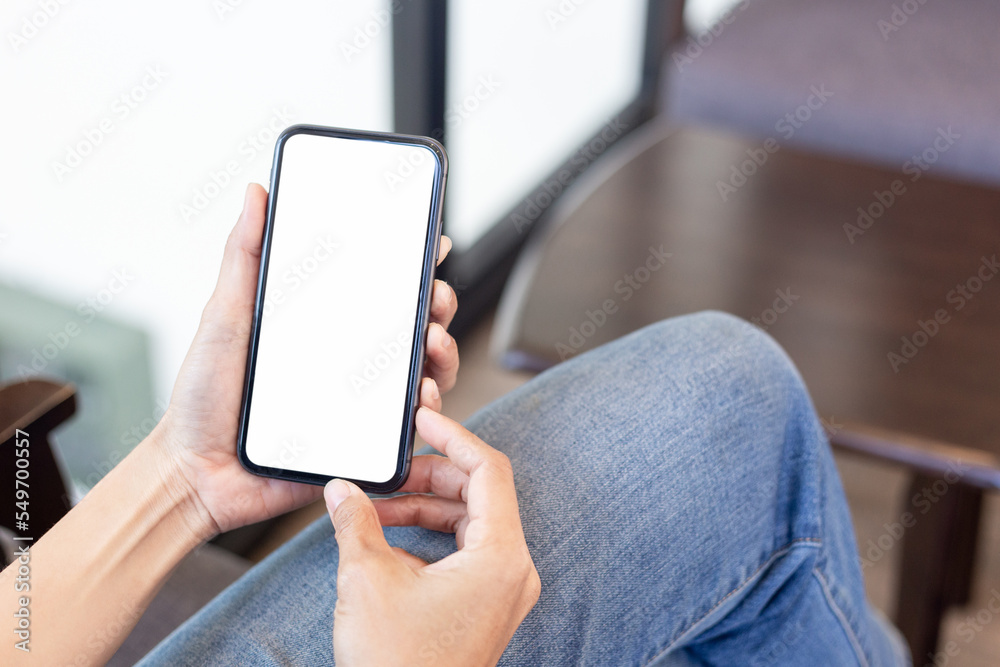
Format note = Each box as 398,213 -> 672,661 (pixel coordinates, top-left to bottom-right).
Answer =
2,0 -> 392,401
684,0 -> 747,35
445,0 -> 647,250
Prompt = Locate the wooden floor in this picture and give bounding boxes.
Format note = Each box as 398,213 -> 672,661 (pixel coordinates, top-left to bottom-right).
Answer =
256,312 -> 1000,665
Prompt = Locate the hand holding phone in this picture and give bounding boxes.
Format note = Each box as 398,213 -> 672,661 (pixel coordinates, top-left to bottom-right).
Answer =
154,172 -> 456,538
237,125 -> 449,492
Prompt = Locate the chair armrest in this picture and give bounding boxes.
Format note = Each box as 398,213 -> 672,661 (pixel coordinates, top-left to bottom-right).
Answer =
0,378 -> 76,562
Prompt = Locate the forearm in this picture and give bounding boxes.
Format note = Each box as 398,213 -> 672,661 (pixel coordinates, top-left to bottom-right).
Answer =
1,429 -> 214,664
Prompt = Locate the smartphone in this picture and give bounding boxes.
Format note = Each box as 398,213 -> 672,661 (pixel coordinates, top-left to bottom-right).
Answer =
237,124 -> 448,492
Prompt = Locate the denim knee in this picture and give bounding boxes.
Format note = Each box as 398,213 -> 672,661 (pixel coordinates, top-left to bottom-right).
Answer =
626,310 -> 806,411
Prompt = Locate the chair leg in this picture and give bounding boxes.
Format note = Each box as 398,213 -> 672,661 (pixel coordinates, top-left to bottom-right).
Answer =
894,472 -> 983,663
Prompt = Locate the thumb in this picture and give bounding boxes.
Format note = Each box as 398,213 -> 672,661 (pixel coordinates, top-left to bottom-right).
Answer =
204,183 -> 267,322
325,479 -> 393,565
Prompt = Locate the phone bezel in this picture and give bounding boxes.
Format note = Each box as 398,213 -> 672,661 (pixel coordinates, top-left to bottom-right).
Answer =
236,124 -> 448,493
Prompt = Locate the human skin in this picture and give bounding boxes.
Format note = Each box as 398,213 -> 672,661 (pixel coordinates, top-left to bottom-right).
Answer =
0,184 -> 539,666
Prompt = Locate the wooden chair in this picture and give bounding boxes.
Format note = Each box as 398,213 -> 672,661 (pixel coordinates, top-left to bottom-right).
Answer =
492,123 -> 1000,661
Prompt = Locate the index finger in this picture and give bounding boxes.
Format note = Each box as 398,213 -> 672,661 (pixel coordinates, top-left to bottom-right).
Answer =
414,407 -> 521,531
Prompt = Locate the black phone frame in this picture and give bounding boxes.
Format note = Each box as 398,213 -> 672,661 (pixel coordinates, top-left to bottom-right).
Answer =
236,124 -> 448,493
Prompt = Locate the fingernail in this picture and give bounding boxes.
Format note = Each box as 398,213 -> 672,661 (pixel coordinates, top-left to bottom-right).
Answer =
325,479 -> 351,510
442,332 -> 452,348
430,379 -> 440,400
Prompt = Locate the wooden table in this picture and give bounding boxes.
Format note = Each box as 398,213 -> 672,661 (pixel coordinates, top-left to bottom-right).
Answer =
492,123 -> 1000,660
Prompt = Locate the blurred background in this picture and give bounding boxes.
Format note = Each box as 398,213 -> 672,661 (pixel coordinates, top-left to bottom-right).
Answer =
3,1 -> 1000,664
1,0 -> 655,497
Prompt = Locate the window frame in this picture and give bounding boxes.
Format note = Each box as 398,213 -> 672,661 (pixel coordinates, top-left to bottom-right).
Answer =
392,0 -> 680,337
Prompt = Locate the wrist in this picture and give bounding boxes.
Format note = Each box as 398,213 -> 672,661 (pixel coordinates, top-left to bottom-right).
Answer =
8,421 -> 220,665
138,425 -> 220,545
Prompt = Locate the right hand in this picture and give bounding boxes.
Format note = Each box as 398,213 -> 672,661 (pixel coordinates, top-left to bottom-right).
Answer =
325,407 -> 541,666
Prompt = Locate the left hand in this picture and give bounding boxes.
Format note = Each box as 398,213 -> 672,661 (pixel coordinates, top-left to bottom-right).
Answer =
151,183 -> 460,537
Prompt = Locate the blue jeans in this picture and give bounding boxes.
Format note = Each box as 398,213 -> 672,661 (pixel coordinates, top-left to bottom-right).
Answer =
139,312 -> 910,665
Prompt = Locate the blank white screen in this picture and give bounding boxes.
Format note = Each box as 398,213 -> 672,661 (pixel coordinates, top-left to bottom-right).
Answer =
245,132 -> 440,484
